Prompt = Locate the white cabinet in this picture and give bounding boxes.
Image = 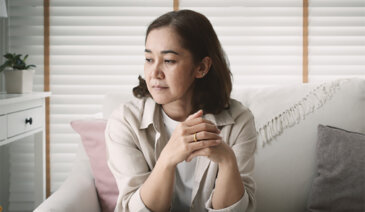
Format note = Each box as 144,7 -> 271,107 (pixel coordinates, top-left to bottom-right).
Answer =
0,92 -> 50,212
7,106 -> 43,137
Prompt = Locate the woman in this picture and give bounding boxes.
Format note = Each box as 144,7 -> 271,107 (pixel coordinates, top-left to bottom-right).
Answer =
105,10 -> 257,212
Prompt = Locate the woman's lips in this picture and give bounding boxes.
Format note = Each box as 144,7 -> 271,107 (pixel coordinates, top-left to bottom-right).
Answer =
152,85 -> 168,90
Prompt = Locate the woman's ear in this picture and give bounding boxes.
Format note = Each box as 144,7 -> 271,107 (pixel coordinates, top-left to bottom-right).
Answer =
195,56 -> 212,79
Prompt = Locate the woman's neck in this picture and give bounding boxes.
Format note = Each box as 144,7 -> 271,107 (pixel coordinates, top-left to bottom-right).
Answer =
162,100 -> 192,122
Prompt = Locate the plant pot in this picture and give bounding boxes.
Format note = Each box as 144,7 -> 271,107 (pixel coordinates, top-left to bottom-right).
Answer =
4,69 -> 35,94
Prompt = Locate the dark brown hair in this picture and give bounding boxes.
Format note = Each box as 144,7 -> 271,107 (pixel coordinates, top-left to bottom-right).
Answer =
133,9 -> 232,114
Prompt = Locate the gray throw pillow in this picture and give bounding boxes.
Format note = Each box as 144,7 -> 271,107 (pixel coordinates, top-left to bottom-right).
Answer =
307,125 -> 365,212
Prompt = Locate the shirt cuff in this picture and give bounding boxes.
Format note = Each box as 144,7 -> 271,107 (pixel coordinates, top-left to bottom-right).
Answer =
127,187 -> 151,212
205,189 -> 249,212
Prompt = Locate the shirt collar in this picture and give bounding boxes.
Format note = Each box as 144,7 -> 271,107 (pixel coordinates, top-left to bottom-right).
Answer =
203,108 -> 235,127
140,97 -> 162,130
140,97 -> 235,129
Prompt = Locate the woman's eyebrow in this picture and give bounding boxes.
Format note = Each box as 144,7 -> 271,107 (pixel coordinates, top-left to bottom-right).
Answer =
144,49 -> 179,55
161,50 -> 179,55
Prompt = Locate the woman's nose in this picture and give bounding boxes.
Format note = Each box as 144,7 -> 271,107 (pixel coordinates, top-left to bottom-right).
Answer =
151,60 -> 164,79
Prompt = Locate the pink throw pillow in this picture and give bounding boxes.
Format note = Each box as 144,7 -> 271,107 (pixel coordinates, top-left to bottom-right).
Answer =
71,119 -> 118,212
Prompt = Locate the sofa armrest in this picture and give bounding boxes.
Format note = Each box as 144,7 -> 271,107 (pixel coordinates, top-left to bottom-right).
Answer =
35,158 -> 101,212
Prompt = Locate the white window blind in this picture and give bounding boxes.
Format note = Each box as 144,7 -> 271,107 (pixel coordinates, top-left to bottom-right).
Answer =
7,0 -> 44,211
181,0 -> 304,87
308,0 -> 365,82
8,0 -> 44,92
49,0 -> 172,192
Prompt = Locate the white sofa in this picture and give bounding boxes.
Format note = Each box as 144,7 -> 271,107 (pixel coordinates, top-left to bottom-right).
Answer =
35,78 -> 365,212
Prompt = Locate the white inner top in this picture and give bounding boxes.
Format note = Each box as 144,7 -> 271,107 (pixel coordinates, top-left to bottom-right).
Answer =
162,109 -> 197,211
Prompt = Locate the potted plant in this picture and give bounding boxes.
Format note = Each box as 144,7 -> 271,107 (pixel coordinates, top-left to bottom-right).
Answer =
0,53 -> 36,94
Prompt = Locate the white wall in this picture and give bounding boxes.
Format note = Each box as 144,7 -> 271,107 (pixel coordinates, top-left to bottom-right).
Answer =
0,17 -> 8,94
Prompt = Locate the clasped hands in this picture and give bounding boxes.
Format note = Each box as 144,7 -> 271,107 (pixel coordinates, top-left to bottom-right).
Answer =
160,110 -> 235,168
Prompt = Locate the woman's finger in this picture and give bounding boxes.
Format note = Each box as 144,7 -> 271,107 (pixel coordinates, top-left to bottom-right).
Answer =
189,139 -> 221,152
188,131 -> 221,143
185,109 -> 203,121
187,122 -> 220,134
184,116 -> 214,127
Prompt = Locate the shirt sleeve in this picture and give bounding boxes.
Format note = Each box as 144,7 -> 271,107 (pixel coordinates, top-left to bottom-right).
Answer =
205,189 -> 249,212
105,106 -> 151,212
205,107 -> 257,212
232,109 -> 257,211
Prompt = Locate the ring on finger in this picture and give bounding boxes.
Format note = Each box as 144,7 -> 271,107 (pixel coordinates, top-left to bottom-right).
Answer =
193,133 -> 198,142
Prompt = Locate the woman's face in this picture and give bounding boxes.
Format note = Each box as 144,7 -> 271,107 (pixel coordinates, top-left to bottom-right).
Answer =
144,27 -> 199,106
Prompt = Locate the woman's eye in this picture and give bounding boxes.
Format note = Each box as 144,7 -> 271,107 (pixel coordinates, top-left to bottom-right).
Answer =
164,60 -> 176,64
145,58 -> 152,63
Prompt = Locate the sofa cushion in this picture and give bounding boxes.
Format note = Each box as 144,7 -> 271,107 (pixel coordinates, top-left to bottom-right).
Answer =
71,119 -> 118,212
250,78 -> 365,212
307,125 -> 365,212
233,79 -> 351,145
103,91 -> 134,119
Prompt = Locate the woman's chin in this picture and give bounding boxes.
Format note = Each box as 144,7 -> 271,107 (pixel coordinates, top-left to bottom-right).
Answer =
151,95 -> 171,105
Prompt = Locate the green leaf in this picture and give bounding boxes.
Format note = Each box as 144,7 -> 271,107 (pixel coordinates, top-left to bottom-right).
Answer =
25,64 -> 36,70
0,61 -> 11,71
23,54 -> 29,62
1,52 -> 36,70
3,53 -> 13,60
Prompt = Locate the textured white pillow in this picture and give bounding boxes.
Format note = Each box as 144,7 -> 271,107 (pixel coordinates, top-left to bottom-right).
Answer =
233,79 -> 353,145
102,91 -> 134,119
251,78 -> 365,212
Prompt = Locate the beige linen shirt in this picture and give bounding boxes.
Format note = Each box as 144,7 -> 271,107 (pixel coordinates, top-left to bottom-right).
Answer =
105,97 -> 257,212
